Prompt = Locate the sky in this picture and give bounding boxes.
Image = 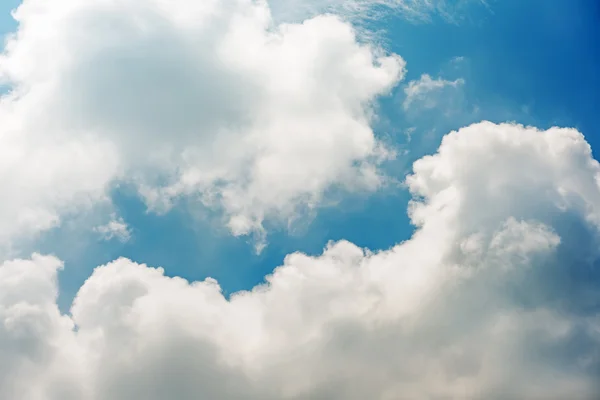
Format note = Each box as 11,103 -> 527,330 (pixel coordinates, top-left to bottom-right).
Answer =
0,0 -> 599,399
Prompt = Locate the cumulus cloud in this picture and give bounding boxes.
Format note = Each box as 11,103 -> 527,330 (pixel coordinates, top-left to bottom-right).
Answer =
0,0 -> 405,251
403,73 -> 465,111
0,92 -> 119,255
2,122 -> 599,399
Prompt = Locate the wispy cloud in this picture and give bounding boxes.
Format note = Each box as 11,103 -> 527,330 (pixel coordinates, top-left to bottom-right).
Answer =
403,73 -> 465,110
94,216 -> 131,243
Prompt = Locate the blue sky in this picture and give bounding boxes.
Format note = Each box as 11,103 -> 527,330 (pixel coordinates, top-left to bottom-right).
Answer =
2,0 -> 598,309
1,0 -> 600,398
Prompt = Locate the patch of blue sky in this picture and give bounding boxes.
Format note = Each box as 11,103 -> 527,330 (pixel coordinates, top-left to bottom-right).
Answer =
5,0 -> 600,311
0,0 -> 19,93
0,0 -> 18,36
39,184 -> 412,311
381,0 -> 599,141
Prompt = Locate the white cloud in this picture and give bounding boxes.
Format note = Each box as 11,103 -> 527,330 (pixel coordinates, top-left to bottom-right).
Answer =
94,216 -> 131,243
1,122 -> 599,399
0,103 -> 119,255
0,0 -> 405,251
403,73 -> 465,110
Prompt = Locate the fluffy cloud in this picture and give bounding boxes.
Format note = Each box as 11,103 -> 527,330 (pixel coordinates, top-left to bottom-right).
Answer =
0,90 -> 119,255
2,122 -> 599,399
0,0 -> 404,250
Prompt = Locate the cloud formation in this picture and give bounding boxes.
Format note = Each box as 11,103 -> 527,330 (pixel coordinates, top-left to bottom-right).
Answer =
93,216 -> 131,243
2,122 -> 599,399
0,0 -> 404,250
403,73 -> 465,111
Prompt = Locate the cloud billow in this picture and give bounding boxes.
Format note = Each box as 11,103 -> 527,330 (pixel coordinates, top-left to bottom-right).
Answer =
1,122 -> 599,399
0,0 -> 598,398
0,0 -> 405,250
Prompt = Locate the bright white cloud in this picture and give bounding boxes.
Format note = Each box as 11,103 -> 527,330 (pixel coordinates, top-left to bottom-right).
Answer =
0,102 -> 119,255
93,216 -> 131,243
1,122 -> 599,399
403,73 -> 465,110
0,0 -> 405,251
